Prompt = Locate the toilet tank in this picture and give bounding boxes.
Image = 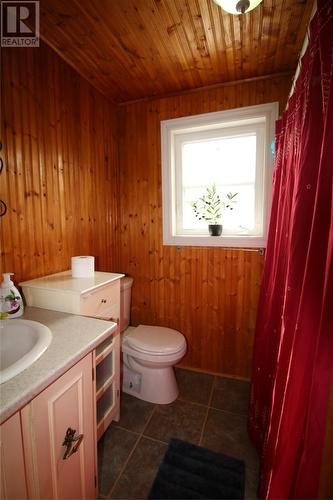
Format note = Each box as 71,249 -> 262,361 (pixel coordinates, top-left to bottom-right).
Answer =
120,276 -> 134,332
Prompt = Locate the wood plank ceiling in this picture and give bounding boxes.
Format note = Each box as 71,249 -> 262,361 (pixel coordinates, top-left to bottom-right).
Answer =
39,0 -> 314,103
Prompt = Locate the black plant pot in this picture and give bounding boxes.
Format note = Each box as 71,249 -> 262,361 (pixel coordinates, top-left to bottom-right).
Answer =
208,224 -> 223,236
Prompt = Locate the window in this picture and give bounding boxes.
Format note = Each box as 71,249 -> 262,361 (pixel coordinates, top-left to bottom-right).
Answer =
161,103 -> 278,248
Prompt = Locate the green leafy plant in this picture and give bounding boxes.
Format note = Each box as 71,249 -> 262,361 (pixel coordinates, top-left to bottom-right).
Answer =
191,184 -> 238,224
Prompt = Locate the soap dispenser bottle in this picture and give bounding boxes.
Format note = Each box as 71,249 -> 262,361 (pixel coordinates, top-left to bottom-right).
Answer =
0,273 -> 24,319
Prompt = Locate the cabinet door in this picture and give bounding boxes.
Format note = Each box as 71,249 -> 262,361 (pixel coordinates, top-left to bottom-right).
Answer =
0,412 -> 28,500
21,354 -> 96,500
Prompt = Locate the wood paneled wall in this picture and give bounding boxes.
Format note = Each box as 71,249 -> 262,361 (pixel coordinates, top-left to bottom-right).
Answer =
0,41 -> 292,378
2,40 -> 331,496
0,43 -> 119,283
118,74 -> 292,378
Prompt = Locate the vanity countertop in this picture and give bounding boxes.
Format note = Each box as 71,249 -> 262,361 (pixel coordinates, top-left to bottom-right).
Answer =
19,270 -> 124,294
0,307 -> 117,424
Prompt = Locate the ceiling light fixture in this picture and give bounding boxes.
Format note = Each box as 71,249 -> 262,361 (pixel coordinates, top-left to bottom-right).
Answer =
213,0 -> 263,15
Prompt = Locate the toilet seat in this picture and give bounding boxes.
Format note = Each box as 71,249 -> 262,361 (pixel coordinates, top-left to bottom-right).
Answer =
125,325 -> 186,355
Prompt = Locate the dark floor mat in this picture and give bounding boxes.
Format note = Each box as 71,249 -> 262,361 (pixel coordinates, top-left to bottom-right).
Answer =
148,438 -> 245,499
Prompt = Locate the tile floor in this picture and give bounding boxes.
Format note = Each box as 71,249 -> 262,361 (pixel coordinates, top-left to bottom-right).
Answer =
98,368 -> 259,499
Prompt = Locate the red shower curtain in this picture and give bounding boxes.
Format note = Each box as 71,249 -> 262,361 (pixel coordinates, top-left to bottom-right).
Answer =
248,0 -> 333,498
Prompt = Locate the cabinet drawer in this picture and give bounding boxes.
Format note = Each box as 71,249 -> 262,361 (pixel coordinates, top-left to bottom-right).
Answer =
80,281 -> 120,320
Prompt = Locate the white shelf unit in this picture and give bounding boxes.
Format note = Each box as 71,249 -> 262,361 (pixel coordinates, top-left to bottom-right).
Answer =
20,271 -> 123,440
95,333 -> 120,440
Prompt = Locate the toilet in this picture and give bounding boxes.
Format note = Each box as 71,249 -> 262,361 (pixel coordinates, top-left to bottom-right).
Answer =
120,277 -> 187,404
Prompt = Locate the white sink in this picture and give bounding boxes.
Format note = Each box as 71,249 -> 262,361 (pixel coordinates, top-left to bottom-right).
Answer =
0,319 -> 52,384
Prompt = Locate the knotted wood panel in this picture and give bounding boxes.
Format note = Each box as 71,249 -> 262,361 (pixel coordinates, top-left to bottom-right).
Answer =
118,74 -> 291,378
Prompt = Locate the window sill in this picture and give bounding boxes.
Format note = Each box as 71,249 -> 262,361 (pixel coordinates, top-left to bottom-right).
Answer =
163,234 -> 266,248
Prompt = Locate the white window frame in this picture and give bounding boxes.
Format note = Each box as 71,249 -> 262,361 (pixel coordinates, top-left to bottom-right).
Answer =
161,102 -> 278,248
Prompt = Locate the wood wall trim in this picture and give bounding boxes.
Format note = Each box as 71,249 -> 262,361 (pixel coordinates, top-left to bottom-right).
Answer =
118,71 -> 294,107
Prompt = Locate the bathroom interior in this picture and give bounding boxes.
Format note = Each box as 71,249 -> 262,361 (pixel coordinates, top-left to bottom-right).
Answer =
0,0 -> 332,499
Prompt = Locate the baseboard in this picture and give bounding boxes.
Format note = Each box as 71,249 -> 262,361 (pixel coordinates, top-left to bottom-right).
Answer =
175,363 -> 251,382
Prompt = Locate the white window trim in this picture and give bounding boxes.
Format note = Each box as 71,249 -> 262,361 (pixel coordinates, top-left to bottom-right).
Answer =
174,123 -> 265,237
161,102 -> 279,248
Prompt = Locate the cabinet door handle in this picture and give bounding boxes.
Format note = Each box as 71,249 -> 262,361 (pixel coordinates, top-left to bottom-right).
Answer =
62,427 -> 84,460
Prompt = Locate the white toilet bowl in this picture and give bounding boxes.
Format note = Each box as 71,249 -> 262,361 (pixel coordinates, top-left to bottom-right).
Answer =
122,325 -> 187,404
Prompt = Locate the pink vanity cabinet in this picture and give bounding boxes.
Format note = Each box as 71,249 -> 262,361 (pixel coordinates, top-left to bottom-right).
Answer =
20,271 -> 124,440
21,354 -> 96,500
0,353 -> 96,500
0,412 -> 28,500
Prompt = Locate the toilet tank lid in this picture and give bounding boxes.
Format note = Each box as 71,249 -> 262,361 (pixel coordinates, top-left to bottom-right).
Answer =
127,325 -> 186,354
121,276 -> 134,290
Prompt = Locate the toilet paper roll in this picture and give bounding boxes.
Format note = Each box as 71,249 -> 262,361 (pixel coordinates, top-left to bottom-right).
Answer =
71,256 -> 95,278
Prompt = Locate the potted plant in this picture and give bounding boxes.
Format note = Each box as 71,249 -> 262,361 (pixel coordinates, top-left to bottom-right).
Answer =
191,184 -> 238,236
